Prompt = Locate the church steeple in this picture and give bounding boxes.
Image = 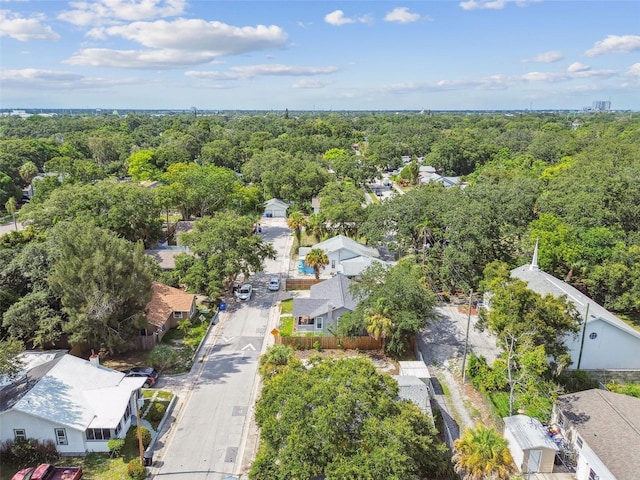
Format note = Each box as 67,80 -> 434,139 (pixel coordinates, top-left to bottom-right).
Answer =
529,238 -> 539,271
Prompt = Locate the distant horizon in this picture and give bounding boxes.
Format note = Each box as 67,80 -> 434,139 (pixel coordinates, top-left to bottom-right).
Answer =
1,1 -> 638,110
2,107 -> 634,115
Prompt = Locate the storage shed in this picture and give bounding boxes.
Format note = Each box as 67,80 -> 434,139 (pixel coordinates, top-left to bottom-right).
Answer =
503,415 -> 558,474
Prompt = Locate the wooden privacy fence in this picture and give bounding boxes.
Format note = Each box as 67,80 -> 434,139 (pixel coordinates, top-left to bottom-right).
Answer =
276,335 -> 383,350
284,278 -> 323,290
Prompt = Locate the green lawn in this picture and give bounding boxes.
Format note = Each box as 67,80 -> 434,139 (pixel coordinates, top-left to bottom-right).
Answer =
279,316 -> 294,336
280,299 -> 293,314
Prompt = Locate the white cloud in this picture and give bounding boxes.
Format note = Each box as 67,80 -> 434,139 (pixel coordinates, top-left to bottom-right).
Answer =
585,35 -> 640,57
1,68 -> 83,84
526,51 -> 563,63
522,66 -> 616,82
381,75 -> 510,93
459,0 -> 539,10
0,10 -> 60,41
88,19 -> 288,54
567,62 -> 590,73
186,64 -> 339,81
323,10 -> 371,26
292,79 -> 330,89
384,7 -> 421,23
324,10 -> 355,26
627,63 -> 640,78
64,48 -> 219,69
58,0 -> 186,26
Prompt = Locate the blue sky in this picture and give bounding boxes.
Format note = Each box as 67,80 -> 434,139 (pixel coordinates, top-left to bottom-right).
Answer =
1,0 -> 639,110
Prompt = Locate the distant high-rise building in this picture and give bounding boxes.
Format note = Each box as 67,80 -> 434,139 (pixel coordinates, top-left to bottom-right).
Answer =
592,100 -> 611,111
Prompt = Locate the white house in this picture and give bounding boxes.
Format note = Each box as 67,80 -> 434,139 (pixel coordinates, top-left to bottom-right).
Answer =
552,389 -> 640,480
510,243 -> 640,370
263,198 -> 289,218
304,235 -> 382,277
0,353 -> 145,455
292,273 -> 358,335
503,415 -> 558,474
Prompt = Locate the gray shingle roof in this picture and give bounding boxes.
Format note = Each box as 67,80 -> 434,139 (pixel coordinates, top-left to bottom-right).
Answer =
293,273 -> 358,318
309,273 -> 357,311
557,389 -> 640,480
311,235 -> 380,259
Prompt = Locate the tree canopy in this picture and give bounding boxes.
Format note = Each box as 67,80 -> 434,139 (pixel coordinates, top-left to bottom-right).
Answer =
251,354 -> 451,479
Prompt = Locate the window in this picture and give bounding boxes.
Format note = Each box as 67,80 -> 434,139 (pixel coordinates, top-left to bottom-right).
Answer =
55,428 -> 68,445
589,332 -> 598,340
589,468 -> 600,480
14,429 -> 26,441
173,311 -> 183,319
316,317 -> 324,329
124,402 -> 132,422
576,436 -> 583,449
115,422 -> 122,437
331,260 -> 335,269
85,428 -> 112,441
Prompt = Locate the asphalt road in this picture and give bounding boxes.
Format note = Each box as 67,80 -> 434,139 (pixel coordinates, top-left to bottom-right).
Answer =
151,218 -> 291,480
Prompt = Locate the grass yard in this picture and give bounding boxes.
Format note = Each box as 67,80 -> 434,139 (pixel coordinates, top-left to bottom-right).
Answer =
279,316 -> 294,336
280,299 -> 293,314
488,391 -> 552,422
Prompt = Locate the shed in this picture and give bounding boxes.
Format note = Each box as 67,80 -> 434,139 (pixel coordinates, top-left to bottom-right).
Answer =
392,375 -> 433,419
503,415 -> 558,474
264,198 -> 289,218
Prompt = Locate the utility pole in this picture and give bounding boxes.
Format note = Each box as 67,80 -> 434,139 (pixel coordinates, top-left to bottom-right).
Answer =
577,303 -> 590,370
461,288 -> 473,383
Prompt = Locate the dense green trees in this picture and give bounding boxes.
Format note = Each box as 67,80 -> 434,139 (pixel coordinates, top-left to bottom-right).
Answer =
176,212 -> 276,298
20,180 -> 163,246
341,259 -> 436,356
251,354 -> 451,479
2,110 -> 640,354
48,221 -> 153,353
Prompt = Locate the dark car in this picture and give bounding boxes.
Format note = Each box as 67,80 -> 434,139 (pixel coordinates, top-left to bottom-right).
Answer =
122,366 -> 159,387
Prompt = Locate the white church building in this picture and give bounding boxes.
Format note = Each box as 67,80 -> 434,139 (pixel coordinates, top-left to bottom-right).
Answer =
510,243 -> 640,370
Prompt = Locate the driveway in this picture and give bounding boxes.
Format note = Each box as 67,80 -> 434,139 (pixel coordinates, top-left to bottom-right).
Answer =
417,304 -> 501,444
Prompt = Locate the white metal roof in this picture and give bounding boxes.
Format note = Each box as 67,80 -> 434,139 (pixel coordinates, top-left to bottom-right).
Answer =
10,354 -> 145,430
504,415 -> 558,451
398,361 -> 431,379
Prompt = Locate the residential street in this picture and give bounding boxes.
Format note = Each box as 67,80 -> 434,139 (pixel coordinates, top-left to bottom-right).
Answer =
150,218 -> 291,480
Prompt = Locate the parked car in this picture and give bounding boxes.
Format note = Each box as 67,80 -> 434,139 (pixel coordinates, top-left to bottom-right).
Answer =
122,366 -> 159,387
11,463 -> 83,480
235,284 -> 253,301
268,277 -> 281,291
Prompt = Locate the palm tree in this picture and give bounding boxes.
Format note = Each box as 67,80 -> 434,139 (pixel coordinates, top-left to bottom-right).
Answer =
287,211 -> 307,248
304,248 -> 329,279
19,161 -> 39,197
5,197 -> 18,231
364,298 -> 394,350
306,212 -> 326,243
452,424 -> 514,480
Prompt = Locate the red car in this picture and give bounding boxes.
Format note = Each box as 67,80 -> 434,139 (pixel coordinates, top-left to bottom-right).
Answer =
11,464 -> 83,480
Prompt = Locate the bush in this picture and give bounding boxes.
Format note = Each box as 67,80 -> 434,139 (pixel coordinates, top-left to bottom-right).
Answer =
127,458 -> 147,479
148,344 -> 179,371
0,438 -> 58,468
147,403 -> 167,422
107,438 -> 125,457
556,370 -> 599,393
136,427 -> 152,449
